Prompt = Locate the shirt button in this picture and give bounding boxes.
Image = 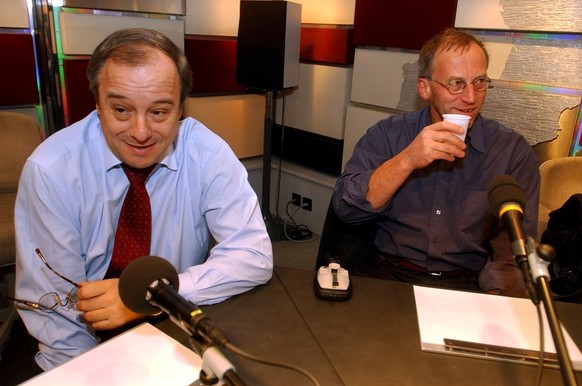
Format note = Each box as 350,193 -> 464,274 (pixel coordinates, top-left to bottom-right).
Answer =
435,210 -> 441,215
432,238 -> 437,243
439,179 -> 446,185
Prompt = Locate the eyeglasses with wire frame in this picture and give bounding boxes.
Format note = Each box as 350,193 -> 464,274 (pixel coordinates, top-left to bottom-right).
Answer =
0,248 -> 81,311
428,76 -> 493,94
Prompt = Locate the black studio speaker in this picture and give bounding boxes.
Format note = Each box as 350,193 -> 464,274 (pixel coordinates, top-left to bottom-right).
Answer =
236,1 -> 302,90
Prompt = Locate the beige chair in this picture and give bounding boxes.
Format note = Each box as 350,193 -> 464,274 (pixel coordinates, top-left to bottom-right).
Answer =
0,111 -> 42,359
538,156 -> 582,239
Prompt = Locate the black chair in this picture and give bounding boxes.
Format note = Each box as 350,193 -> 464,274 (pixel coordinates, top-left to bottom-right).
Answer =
541,193 -> 582,303
315,199 -> 379,271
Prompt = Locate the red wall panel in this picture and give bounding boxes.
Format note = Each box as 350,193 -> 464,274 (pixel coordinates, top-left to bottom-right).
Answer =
63,59 -> 94,125
353,0 -> 458,50
185,28 -> 356,96
300,27 -> 355,65
0,33 -> 40,106
185,35 -> 246,94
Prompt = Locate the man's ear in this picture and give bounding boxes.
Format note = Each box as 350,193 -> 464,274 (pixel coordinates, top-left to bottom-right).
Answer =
417,78 -> 431,101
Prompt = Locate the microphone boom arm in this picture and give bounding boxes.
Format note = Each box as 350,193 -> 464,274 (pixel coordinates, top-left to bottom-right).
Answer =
146,278 -> 246,386
188,334 -> 245,386
526,238 -> 578,386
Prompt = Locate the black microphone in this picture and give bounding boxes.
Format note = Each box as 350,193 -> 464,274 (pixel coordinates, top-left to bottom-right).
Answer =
487,175 -> 538,304
118,255 -> 230,347
487,175 -> 527,258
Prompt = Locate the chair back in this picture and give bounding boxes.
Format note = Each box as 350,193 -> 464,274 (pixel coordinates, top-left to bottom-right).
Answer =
315,199 -> 378,271
0,112 -> 42,267
538,156 -> 582,238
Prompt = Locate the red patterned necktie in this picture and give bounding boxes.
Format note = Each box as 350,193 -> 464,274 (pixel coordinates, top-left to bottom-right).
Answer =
106,163 -> 156,278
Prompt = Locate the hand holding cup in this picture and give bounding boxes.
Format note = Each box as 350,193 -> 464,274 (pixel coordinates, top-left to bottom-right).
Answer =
442,114 -> 470,141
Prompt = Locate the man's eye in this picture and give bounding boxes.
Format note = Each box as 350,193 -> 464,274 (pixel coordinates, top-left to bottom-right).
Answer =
151,110 -> 167,119
449,79 -> 465,87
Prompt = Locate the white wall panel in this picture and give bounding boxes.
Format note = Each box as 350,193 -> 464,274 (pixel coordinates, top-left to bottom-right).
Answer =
0,0 -> 29,29
455,0 -> 508,30
456,0 -> 582,33
59,12 -> 184,55
478,33 -> 581,145
351,48 -> 419,110
271,161 -> 337,236
342,105 -> 394,170
185,0 -> 355,36
481,36 -> 514,79
185,0 -> 240,36
245,159 -> 336,236
278,63 -> 352,140
296,0 -> 355,25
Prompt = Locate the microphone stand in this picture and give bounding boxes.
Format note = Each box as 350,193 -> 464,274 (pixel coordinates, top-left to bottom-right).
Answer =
526,237 -> 578,386
187,334 -> 246,386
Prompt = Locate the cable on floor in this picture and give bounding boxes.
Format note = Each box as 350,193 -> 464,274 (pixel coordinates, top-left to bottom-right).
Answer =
281,200 -> 313,242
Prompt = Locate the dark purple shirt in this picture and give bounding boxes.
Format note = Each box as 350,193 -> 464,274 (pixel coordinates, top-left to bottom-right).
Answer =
333,107 -> 540,295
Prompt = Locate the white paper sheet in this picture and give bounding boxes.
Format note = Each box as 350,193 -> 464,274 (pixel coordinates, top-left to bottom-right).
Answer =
21,323 -> 202,386
414,285 -> 582,370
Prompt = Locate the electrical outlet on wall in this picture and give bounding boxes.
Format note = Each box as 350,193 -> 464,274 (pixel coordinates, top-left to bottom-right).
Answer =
292,193 -> 301,206
302,197 -> 312,211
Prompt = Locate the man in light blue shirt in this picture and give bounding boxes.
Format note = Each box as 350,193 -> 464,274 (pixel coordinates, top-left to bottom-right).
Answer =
15,28 -> 273,370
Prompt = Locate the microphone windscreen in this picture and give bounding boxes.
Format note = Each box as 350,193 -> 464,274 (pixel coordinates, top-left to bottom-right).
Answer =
118,255 -> 180,315
487,174 -> 526,218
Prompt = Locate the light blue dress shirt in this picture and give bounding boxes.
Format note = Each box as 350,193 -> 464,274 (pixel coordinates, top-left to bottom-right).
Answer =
14,111 -> 273,370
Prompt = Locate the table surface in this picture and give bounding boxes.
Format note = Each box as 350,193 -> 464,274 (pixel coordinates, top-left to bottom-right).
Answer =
159,266 -> 582,386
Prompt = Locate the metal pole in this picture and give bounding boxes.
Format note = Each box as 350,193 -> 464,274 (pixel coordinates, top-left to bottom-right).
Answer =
261,90 -> 281,240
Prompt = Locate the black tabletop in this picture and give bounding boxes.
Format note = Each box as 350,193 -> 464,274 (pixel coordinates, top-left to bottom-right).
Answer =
158,266 -> 582,386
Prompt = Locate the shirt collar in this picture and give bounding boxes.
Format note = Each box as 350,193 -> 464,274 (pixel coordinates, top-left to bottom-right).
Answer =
466,115 -> 486,154
102,125 -> 180,172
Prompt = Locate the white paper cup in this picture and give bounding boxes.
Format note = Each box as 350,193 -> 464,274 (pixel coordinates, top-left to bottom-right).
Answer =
442,114 -> 470,141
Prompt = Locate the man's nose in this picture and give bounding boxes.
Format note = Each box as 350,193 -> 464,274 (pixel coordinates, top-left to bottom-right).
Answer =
129,115 -> 152,142
460,83 -> 478,103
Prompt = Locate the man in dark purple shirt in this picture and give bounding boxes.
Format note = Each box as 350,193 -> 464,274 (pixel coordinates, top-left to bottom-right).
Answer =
333,28 -> 539,297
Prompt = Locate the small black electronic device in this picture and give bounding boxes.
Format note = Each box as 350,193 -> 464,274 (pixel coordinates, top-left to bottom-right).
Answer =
314,259 -> 352,301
